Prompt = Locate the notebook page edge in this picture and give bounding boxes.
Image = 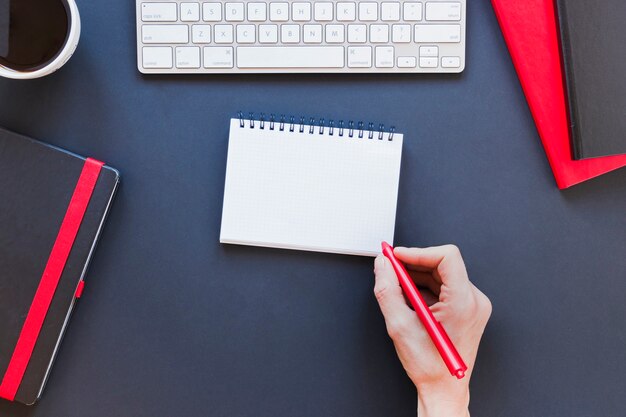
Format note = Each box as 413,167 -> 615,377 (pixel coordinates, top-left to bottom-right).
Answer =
219,238 -> 379,257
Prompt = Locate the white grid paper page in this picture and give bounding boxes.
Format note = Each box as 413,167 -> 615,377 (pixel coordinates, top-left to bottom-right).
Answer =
220,118 -> 403,257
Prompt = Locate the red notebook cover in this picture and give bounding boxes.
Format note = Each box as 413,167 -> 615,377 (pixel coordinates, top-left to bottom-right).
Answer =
491,0 -> 626,189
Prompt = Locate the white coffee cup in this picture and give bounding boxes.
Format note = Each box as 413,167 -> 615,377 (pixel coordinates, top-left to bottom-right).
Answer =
0,0 -> 80,79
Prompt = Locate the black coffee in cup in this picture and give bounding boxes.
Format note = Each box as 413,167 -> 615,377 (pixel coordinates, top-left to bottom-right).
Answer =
0,0 -> 76,74
0,0 -> 9,58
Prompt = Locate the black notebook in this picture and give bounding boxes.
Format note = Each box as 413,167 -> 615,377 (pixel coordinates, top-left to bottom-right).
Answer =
0,128 -> 119,405
556,0 -> 626,159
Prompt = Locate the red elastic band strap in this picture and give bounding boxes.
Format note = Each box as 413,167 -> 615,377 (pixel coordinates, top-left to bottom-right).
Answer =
74,280 -> 86,299
0,158 -> 103,401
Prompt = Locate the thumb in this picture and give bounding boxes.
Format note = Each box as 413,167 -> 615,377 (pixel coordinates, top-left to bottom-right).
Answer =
373,255 -> 415,325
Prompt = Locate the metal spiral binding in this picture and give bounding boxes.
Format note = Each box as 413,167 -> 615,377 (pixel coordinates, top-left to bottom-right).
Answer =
237,111 -> 395,141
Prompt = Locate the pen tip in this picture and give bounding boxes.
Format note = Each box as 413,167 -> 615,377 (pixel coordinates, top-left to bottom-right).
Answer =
381,241 -> 390,251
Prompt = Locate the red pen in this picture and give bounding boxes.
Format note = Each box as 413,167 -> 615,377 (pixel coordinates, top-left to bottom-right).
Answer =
381,241 -> 468,379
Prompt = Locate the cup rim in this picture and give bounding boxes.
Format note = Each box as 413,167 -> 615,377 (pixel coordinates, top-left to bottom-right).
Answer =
0,0 -> 81,79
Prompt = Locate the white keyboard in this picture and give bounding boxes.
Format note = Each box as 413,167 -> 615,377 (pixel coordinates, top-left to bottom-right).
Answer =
136,1 -> 466,74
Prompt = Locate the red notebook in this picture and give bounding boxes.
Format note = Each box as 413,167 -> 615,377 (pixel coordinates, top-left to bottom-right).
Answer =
491,0 -> 626,189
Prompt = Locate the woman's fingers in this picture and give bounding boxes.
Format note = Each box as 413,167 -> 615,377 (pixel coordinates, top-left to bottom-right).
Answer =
394,245 -> 472,295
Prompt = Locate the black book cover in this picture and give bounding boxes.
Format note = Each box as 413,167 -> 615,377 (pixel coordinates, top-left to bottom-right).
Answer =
556,0 -> 626,159
0,127 -> 119,405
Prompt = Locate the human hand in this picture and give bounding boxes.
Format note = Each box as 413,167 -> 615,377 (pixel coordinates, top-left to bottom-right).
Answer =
374,245 -> 491,417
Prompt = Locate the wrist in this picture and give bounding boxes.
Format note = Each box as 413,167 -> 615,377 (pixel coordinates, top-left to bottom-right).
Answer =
416,381 -> 470,417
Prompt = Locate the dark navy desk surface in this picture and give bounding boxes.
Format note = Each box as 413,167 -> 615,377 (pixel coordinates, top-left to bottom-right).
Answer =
1,1 -> 626,416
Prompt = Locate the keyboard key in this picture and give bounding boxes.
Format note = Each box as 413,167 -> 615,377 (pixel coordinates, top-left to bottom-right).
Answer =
176,46 -> 200,68
370,25 -> 389,43
375,46 -> 394,68
381,2 -> 401,21
259,24 -> 278,43
358,2 -> 378,21
326,25 -> 345,43
348,24 -> 367,43
248,3 -> 267,21
426,2 -> 461,21
347,46 -> 372,67
142,46 -> 173,68
397,56 -> 416,67
419,45 -> 438,57
303,24 -> 323,43
214,24 -> 234,43
180,3 -> 200,22
204,47 -> 234,67
392,24 -> 411,42
337,2 -> 356,21
237,25 -> 256,43
192,24 -> 211,43
414,24 -> 460,42
419,56 -> 437,67
236,46 -> 344,68
314,2 -> 334,21
224,3 -> 244,21
441,56 -> 461,67
142,25 -> 188,43
141,3 -> 177,22
281,25 -> 300,43
269,2 -> 289,21
292,2 -> 311,21
403,2 -> 423,21
202,3 -> 222,21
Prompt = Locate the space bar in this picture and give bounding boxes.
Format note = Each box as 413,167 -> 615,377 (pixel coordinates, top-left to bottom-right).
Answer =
237,47 -> 345,68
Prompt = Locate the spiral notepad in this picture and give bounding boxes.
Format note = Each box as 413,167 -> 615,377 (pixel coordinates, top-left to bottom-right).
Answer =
220,113 -> 404,257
